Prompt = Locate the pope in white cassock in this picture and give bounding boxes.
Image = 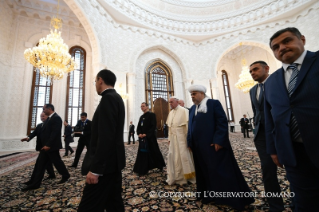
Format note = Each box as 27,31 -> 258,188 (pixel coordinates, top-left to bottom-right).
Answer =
166,97 -> 196,185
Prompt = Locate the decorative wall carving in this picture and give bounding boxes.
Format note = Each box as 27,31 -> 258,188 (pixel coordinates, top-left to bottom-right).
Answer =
99,0 -> 316,37
1,0 -> 319,150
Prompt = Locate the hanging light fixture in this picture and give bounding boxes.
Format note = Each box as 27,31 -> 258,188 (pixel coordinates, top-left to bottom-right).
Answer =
24,0 -> 76,81
235,59 -> 257,93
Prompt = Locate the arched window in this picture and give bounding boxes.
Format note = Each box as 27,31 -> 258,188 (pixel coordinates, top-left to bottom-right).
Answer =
27,68 -> 52,134
145,60 -> 174,110
65,46 -> 86,126
145,60 -> 174,138
222,70 -> 234,121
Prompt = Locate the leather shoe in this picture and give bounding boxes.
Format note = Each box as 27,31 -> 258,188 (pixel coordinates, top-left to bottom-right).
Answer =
22,180 -> 32,185
57,177 -> 70,184
44,176 -> 56,181
21,185 -> 39,191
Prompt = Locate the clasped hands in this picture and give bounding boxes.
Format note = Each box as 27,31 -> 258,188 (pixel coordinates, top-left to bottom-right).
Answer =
138,134 -> 146,138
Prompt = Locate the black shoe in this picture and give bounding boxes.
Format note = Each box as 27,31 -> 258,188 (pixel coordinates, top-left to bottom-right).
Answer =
21,185 -> 40,191
68,164 -> 77,168
133,142 -> 135,144
22,180 -> 32,185
57,177 -> 70,184
44,176 -> 56,181
70,152 -> 74,156
127,143 -> 130,145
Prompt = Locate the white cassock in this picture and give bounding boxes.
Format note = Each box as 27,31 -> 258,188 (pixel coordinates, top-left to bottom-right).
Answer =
166,105 -> 196,185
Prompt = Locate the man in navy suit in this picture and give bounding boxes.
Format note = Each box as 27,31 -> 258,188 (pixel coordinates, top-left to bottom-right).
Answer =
265,27 -> 319,211
249,61 -> 284,211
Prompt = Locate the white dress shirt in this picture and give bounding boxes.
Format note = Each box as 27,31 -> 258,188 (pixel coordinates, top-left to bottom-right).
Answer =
282,50 -> 307,89
256,77 -> 269,101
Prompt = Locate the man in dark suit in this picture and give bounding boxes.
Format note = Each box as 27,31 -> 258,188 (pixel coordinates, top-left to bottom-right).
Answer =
69,112 -> 91,168
78,69 -> 125,211
21,112 -> 55,185
265,27 -> 319,210
127,121 -> 135,145
22,104 -> 70,191
239,114 -> 250,138
249,61 -> 284,211
63,120 -> 74,157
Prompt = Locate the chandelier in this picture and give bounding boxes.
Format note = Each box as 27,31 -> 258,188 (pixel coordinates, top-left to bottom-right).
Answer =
24,0 -> 76,81
235,59 -> 257,93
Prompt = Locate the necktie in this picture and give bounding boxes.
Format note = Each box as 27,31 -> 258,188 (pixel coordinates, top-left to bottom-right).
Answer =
258,83 -> 264,103
287,63 -> 300,140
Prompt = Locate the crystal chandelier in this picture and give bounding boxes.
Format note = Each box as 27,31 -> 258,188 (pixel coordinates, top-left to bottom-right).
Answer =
24,0 -> 76,81
235,59 -> 257,93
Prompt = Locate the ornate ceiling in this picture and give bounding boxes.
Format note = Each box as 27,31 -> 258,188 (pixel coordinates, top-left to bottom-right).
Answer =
99,0 -> 316,41
5,0 -> 318,42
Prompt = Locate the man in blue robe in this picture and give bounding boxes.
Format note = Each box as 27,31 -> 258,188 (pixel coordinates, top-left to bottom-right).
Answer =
187,85 -> 254,210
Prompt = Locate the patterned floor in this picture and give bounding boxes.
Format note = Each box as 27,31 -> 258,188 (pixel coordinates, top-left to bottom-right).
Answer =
0,133 -> 293,211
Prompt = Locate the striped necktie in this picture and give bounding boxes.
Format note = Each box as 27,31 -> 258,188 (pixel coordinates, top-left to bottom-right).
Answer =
287,63 -> 300,140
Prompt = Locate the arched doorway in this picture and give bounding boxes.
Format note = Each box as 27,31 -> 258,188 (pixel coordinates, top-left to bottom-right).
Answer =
145,60 -> 174,138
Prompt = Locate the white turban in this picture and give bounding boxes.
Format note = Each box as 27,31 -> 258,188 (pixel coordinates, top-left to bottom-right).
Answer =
188,85 -> 206,93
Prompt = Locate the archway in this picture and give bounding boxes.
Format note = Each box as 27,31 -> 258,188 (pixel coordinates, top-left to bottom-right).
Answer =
145,60 -> 174,138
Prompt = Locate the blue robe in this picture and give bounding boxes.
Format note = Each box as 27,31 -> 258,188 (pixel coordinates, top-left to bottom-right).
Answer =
187,99 -> 254,210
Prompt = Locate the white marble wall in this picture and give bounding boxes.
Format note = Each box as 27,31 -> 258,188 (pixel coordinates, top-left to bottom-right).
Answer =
1,0 -> 319,150
0,1 -> 93,150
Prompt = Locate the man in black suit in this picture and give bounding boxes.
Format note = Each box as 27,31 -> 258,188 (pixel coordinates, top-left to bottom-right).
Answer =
69,112 -> 91,168
22,104 -> 70,191
78,69 -> 125,212
21,112 -> 56,185
127,121 -> 135,145
63,120 -> 74,157
239,114 -> 250,138
249,61 -> 284,211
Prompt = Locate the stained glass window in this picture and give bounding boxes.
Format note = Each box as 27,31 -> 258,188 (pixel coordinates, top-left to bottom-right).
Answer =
27,68 -> 52,134
145,61 -> 174,110
222,70 -> 234,121
66,46 -> 86,126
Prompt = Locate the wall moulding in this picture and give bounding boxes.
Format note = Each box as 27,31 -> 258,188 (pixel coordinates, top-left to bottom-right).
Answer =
97,0 -> 316,37
89,0 -> 318,45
